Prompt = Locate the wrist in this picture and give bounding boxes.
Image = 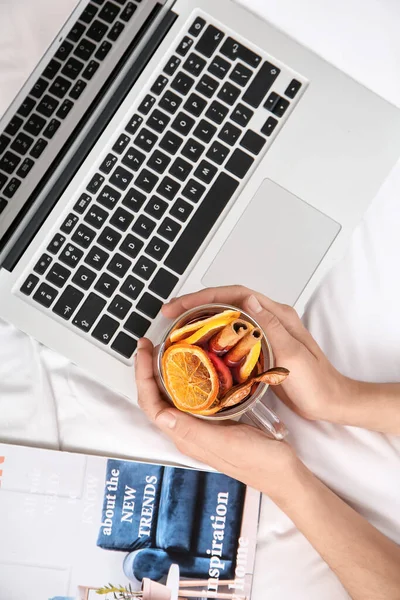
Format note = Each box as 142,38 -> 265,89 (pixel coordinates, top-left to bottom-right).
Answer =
262,443 -> 307,503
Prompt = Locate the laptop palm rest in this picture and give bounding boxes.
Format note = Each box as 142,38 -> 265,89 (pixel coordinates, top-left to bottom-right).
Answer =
202,179 -> 341,305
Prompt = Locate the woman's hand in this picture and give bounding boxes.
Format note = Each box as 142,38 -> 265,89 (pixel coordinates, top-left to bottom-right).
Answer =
136,337 -> 298,499
162,285 -> 351,423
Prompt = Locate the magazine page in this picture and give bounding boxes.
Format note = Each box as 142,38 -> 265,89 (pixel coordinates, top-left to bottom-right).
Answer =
0,443 -> 261,600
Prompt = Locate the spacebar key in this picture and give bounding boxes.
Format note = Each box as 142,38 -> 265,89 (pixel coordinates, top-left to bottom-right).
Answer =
164,172 -> 239,275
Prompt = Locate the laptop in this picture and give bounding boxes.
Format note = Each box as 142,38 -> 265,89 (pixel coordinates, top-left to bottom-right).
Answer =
0,0 -> 400,400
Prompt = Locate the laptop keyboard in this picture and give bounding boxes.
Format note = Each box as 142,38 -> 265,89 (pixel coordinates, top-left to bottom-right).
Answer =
0,0 -> 150,222
17,12 -> 306,363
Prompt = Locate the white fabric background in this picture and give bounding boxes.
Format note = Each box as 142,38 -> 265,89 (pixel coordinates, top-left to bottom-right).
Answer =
1,1 -> 400,598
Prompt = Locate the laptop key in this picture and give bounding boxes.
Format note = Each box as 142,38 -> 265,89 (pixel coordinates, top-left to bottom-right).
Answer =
134,128 -> 158,152
218,122 -> 241,146
159,90 -> 182,114
135,168 -> 158,193
74,39 -> 96,61
113,133 -> 130,154
151,75 -> 169,96
33,253 -> 52,275
220,38 -> 261,68
171,112 -> 195,136
72,292 -> 106,332
164,55 -> 181,76
243,62 -> 280,108
205,100 -> 229,124
59,243 -> 84,268
171,72 -> 194,96
98,226 -> 122,251
56,99 -> 74,119
126,114 -> 143,134
182,138 -> 205,162
49,76 -> 72,99
5,116 -> 23,136
157,217 -> 181,242
53,285 -> 84,320
119,233 -> 144,259
109,207 -> 134,231
137,292 -> 162,319
92,315 -> 119,344
20,274 -> 39,296
87,173 -> 105,193
147,109 -> 170,134
94,272 -> 118,297
121,2 -> 137,22
0,152 -> 21,175
87,19 -> 108,42
0,175 -> 7,192
147,149 -> 171,174
196,74 -> 219,98
120,275 -> 144,300
272,97 -> 290,117
194,160 -> 217,184
231,103 -> 253,127
285,78 -> 302,99
261,116 -> 278,136
30,138 -> 48,158
107,253 -> 131,277
46,263 -> 71,288
61,57 -> 84,80
195,25 -> 224,58
206,141 -> 229,165
17,97 -> 36,117
70,79 -> 87,99
133,255 -> 156,280
230,62 -> 252,87
47,233 -> 66,255
111,332 -> 137,358
144,196 -> 168,220
164,172 -> 239,275
124,311 -> 151,337
184,93 -> 207,117
43,119 -> 61,139
183,52 -> 206,77
182,179 -> 206,203
84,203 -> 108,229
217,81 -> 240,105
37,94 -> 60,117
109,165 -> 133,190
95,40 -> 112,61
145,236 -> 169,261
72,265 -> 97,290
33,282 -> 58,308
43,59 -> 62,80
72,223 -> 96,248
108,294 -> 132,320
208,55 -> 231,80
193,119 -> 217,143
132,214 -> 156,239
176,36 -> 193,57
108,21 -> 125,41
85,245 -> 109,270
157,176 -> 180,200
60,213 -> 79,234
122,187 -> 146,212
67,22 -> 86,43
225,148 -> 254,178
99,1 -> 120,23
149,268 -> 179,300
24,114 -> 46,136
80,3 -> 98,24
82,60 -> 100,80
99,153 -> 118,174
240,129 -> 266,155
169,156 -> 192,181
30,78 -> 49,98
0,134 -> 11,154
74,193 -> 91,214
3,178 -> 21,199
189,17 -> 206,37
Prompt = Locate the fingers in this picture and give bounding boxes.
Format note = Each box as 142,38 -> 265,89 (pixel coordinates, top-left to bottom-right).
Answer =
162,285 -> 251,319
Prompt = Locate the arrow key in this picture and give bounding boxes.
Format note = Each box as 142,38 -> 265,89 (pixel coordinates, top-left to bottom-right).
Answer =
92,314 -> 119,345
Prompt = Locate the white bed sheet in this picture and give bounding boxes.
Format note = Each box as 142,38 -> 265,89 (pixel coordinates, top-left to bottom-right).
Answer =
1,1 -> 400,598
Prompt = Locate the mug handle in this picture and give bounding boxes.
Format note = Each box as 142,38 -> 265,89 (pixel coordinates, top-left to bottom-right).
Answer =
246,398 -> 288,440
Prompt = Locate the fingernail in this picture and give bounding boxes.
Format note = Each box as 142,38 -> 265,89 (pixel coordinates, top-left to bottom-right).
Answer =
247,294 -> 263,314
156,411 -> 177,430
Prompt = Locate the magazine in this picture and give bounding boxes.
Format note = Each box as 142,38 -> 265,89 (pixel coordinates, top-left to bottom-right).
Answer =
0,443 -> 261,600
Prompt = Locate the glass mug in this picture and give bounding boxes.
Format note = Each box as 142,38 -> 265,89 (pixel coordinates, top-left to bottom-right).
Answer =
155,303 -> 288,441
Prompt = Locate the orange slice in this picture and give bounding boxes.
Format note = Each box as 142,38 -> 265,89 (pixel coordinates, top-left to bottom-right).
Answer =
162,343 -> 219,412
169,309 -> 240,343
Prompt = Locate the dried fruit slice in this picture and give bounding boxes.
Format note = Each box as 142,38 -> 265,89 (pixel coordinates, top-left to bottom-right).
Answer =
169,309 -> 240,343
207,352 -> 233,397
233,340 -> 262,384
209,319 -> 252,354
224,328 -> 262,367
162,343 -> 219,412
220,367 -> 290,409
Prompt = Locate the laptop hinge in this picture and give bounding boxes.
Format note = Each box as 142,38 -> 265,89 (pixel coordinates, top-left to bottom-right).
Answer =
2,5 -> 178,272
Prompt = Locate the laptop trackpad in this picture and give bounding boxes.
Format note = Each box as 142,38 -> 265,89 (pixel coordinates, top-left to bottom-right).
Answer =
202,179 -> 341,305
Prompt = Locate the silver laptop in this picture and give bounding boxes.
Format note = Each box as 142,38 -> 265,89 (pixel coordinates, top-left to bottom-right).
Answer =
0,0 -> 400,400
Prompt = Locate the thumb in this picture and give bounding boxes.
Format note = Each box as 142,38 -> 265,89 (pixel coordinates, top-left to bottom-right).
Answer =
244,294 -> 298,356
